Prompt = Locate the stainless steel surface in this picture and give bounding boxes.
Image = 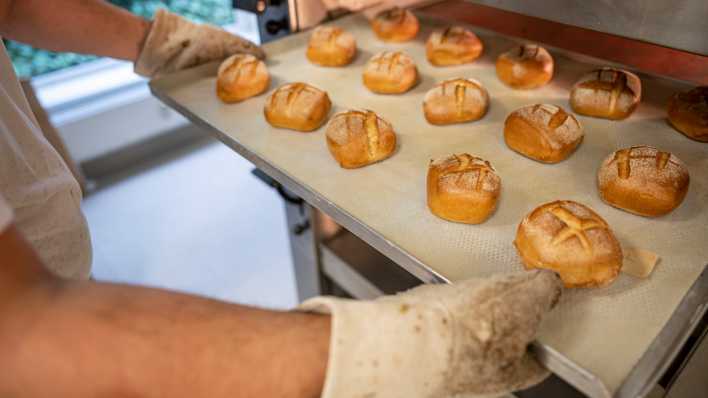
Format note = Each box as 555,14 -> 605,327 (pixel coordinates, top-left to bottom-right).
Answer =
616,267 -> 708,398
463,0 -> 708,55
665,323 -> 708,398
283,197 -> 323,300
149,13 -> 708,398
321,245 -> 384,299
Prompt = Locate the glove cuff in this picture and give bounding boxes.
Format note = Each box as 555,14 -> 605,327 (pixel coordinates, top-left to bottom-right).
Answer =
134,9 -> 186,77
300,296 -> 452,398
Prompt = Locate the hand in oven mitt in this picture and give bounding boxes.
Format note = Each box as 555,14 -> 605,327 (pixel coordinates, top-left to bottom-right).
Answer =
300,269 -> 562,398
135,9 -> 265,78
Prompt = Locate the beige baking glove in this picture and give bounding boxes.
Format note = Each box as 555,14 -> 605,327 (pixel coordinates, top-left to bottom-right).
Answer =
135,9 -> 264,78
300,270 -> 562,398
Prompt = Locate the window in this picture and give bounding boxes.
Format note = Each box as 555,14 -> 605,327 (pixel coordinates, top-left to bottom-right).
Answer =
5,0 -> 234,78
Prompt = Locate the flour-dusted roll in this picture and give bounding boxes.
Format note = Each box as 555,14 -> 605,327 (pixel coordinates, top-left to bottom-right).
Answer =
667,86 -> 708,142
306,25 -> 357,67
264,82 -> 331,132
495,44 -> 553,89
325,110 -> 396,168
425,26 -> 483,66
504,104 -> 583,163
570,67 -> 641,120
515,200 -> 623,288
363,51 -> 418,94
371,7 -> 419,42
427,154 -> 501,224
423,78 -> 489,125
216,54 -> 270,103
597,146 -> 690,217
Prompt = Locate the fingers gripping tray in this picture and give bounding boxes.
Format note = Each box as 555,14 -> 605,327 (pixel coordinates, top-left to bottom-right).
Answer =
149,13 -> 708,398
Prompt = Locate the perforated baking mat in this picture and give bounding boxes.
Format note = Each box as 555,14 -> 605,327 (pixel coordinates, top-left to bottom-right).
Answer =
150,13 -> 708,398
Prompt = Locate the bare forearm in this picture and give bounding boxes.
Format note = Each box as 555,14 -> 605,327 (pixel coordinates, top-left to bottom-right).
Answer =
0,0 -> 150,61
0,279 -> 329,398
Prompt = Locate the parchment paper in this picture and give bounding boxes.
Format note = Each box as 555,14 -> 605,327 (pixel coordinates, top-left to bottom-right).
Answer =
151,14 -> 708,396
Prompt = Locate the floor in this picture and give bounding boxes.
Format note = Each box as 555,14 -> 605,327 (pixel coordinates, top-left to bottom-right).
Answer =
81,139 -> 298,310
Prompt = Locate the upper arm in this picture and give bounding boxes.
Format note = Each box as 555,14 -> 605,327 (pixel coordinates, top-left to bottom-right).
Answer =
0,0 -> 17,33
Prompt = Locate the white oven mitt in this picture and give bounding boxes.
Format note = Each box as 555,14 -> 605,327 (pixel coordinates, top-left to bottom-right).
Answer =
300,270 -> 562,398
135,9 -> 265,78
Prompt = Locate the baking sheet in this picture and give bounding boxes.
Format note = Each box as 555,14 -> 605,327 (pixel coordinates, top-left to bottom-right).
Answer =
150,13 -> 708,397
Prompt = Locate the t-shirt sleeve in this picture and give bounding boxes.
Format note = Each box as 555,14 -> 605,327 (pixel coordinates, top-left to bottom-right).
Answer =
0,192 -> 13,233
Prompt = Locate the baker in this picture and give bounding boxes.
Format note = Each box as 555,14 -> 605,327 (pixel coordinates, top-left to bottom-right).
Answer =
0,1 -> 562,397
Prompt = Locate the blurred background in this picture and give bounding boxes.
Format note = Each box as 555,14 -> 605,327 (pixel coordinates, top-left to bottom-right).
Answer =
5,0 -> 298,310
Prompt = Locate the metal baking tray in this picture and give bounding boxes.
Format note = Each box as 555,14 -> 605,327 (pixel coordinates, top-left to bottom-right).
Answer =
149,13 -> 708,398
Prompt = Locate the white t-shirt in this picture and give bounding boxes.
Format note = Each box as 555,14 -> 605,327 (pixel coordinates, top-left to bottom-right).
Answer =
0,41 -> 91,279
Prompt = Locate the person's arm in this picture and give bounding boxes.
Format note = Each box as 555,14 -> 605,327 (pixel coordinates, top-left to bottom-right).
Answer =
0,217 -> 329,398
0,0 -> 150,61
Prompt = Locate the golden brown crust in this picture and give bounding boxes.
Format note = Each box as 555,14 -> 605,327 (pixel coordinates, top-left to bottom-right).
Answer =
363,51 -> 418,94
306,26 -> 357,67
667,86 -> 708,142
570,68 -> 641,120
371,7 -> 419,42
514,200 -> 622,288
264,82 -> 331,132
504,104 -> 583,163
427,154 -> 501,224
423,78 -> 489,125
597,146 -> 690,217
325,110 -> 396,168
425,26 -> 483,66
216,54 -> 270,103
495,44 -> 553,89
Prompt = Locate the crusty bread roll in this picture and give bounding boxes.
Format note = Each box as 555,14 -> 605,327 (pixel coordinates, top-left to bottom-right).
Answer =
504,104 -> 583,163
495,44 -> 553,89
363,51 -> 418,94
216,54 -> 270,103
423,78 -> 489,125
570,68 -> 641,120
515,200 -> 622,288
264,82 -> 331,132
306,25 -> 356,67
667,86 -> 708,142
371,7 -> 419,42
597,146 -> 690,217
427,153 -> 501,224
425,26 -> 483,66
325,110 -> 396,168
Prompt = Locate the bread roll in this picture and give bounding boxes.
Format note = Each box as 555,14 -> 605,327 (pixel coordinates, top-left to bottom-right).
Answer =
667,86 -> 708,142
306,25 -> 356,67
504,104 -> 583,163
216,54 -> 270,103
264,82 -> 331,132
371,7 -> 419,42
363,51 -> 418,94
495,44 -> 553,89
426,26 -> 483,66
423,78 -> 489,125
598,146 -> 690,217
427,154 -> 501,224
515,200 -> 622,288
570,68 -> 641,120
325,110 -> 396,168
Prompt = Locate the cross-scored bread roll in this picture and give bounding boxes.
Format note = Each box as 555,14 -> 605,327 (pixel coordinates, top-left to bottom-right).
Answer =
423,78 -> 489,125
570,68 -> 641,120
598,146 -> 690,217
515,200 -> 622,288
496,44 -> 553,89
371,7 -> 419,42
264,82 -> 331,132
426,26 -> 483,66
325,110 -> 396,168
363,51 -> 418,94
306,25 -> 356,67
667,86 -> 708,142
427,154 -> 501,224
216,54 -> 270,103
504,104 -> 583,163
